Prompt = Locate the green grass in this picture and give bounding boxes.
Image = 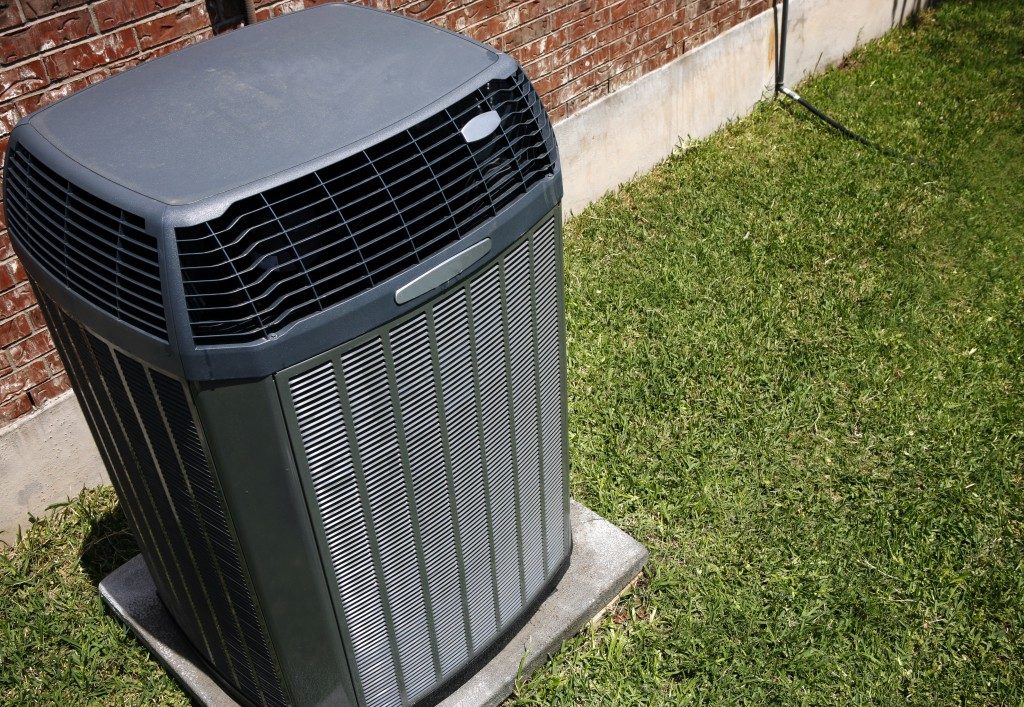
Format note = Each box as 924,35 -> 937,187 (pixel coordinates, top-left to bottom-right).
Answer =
3,1 -> 1023,703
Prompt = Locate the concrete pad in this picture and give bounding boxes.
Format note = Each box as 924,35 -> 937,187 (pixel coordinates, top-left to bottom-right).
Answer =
99,553 -> 237,705
100,500 -> 648,707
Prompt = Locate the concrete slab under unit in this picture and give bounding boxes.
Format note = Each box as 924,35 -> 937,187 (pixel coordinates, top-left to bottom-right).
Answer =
99,500 -> 648,707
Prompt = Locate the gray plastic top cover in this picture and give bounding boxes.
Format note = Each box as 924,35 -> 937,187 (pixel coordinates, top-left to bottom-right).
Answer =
25,4 -> 500,206
3,3 -> 562,380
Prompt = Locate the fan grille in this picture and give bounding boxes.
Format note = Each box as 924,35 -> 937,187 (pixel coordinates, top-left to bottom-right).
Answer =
176,69 -> 556,346
4,146 -> 166,339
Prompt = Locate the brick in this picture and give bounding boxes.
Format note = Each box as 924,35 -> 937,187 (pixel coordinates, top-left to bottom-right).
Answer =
0,311 -> 32,345
711,0 -> 738,23
465,13 -> 507,42
13,75 -> 84,116
638,0 -> 679,27
1,8 -> 95,65
135,3 -> 211,50
0,392 -> 33,423
610,0 -> 644,22
496,12 -> 551,51
512,25 -> 570,65
670,22 -> 687,45
92,0 -> 179,31
531,66 -> 567,97
265,0 -> 306,18
0,104 -> 22,137
140,29 -> 210,60
564,81 -> 606,115
689,8 -> 713,33
441,0 -> 498,33
0,231 -> 13,261
0,0 -> 23,31
40,348 -> 62,373
27,303 -> 45,329
548,1 -> 586,31
0,59 -> 48,102
564,30 -> 604,64
256,0 -> 317,22
397,0 -> 447,21
543,56 -> 605,107
28,371 -> 70,406
612,17 -> 676,72
0,256 -> 28,293
0,357 -> 47,402
7,257 -> 25,285
7,328 -> 52,367
20,0 -> 85,21
546,101 -> 567,124
493,0 -> 546,33
41,27 -> 138,82
594,14 -> 641,47
100,58 -> 137,80
254,0 -> 303,22
0,283 -> 35,318
0,259 -> 14,290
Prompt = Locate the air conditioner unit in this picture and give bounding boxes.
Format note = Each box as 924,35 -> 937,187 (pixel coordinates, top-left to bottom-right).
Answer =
2,5 -> 569,706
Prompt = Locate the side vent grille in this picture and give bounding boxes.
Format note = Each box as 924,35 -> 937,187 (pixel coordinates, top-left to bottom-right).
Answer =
283,217 -> 569,707
177,69 -> 556,346
4,146 -> 166,339
35,293 -> 286,707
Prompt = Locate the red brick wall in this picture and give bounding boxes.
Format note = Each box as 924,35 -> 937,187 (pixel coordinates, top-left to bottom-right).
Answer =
0,0 -> 767,426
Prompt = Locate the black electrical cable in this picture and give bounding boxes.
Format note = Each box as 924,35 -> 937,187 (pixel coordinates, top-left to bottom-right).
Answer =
779,85 -> 895,153
774,0 -> 934,167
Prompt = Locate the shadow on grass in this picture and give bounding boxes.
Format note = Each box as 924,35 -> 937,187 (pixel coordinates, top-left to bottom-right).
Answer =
79,504 -> 138,587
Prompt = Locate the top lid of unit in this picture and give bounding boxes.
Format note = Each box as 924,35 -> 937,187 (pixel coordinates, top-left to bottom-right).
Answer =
24,4 -> 499,206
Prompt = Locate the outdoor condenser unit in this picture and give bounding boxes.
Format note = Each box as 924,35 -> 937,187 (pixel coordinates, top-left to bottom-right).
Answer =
2,5 -> 569,706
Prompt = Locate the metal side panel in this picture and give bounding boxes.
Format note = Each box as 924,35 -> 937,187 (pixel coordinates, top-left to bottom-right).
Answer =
190,376 -> 361,707
35,293 -> 288,707
275,208 -> 570,707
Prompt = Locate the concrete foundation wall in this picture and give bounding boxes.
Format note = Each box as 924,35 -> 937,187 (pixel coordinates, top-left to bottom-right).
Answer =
557,0 -> 926,214
0,391 -> 105,540
0,0 -> 923,537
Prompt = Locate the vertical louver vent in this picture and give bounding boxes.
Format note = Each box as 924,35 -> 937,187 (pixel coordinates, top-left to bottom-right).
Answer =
283,217 -> 568,707
35,293 -> 286,707
4,146 -> 166,339
177,69 -> 556,347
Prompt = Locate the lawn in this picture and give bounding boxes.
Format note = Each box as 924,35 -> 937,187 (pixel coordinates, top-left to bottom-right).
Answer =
3,0 -> 1023,703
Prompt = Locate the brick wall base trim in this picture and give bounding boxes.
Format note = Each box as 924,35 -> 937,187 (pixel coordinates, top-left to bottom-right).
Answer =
0,0 -> 920,536
556,0 -> 924,215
